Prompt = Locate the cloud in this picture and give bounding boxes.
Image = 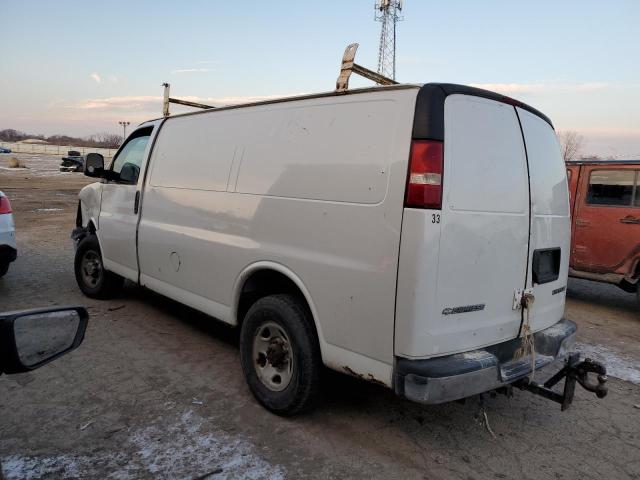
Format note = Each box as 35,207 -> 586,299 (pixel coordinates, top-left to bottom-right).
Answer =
67,94 -> 301,113
469,82 -> 610,96
109,75 -> 119,84
71,96 -> 162,111
90,73 -> 102,84
170,68 -> 212,74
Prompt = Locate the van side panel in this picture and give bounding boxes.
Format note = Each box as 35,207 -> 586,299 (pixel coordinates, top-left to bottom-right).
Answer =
137,89 -> 419,373
516,107 -> 570,333
395,95 -> 529,358
235,100 -> 396,204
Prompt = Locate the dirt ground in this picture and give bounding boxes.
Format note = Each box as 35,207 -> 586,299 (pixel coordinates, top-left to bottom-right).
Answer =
1,154 -> 639,479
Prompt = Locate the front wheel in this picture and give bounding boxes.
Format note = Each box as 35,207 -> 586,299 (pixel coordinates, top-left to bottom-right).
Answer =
74,234 -> 123,299
0,261 -> 9,278
240,294 -> 321,416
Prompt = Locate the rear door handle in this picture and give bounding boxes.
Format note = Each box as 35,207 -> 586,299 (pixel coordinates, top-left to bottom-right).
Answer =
620,216 -> 640,224
575,219 -> 589,227
134,191 -> 140,214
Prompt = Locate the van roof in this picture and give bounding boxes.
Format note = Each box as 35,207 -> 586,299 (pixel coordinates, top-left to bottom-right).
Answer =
147,83 -> 553,135
146,84 -> 421,124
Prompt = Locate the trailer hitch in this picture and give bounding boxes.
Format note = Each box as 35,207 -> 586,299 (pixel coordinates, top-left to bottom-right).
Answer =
513,353 -> 607,411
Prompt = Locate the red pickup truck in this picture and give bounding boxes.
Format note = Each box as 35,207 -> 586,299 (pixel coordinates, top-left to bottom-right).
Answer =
566,160 -> 640,302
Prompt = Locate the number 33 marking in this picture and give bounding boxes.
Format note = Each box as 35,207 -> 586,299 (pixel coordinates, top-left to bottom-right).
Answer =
431,213 -> 441,224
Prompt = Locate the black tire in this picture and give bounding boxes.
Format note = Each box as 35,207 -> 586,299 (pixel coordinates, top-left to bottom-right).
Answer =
240,294 -> 321,416
0,261 -> 9,278
74,234 -> 123,299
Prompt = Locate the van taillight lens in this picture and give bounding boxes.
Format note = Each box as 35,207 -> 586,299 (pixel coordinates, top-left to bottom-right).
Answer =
0,196 -> 11,214
405,140 -> 443,209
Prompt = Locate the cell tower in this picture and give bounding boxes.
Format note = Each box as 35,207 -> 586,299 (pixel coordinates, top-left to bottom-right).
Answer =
375,0 -> 404,80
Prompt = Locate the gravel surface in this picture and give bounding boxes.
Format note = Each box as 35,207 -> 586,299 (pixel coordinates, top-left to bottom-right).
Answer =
1,154 -> 639,479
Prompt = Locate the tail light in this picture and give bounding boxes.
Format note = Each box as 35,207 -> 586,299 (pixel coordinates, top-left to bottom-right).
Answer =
0,195 -> 12,214
405,140 -> 443,209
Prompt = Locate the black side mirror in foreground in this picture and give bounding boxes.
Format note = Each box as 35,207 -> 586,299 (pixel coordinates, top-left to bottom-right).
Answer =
85,152 -> 105,178
0,307 -> 88,374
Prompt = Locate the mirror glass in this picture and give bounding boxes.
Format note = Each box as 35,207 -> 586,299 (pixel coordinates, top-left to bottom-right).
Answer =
119,163 -> 140,183
85,153 -> 104,177
13,310 -> 81,367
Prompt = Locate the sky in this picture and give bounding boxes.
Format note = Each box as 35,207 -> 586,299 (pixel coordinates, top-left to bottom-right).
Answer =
0,0 -> 638,158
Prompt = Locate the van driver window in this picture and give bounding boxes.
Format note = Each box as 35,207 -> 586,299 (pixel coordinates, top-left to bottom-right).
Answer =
587,170 -> 635,206
111,130 -> 152,181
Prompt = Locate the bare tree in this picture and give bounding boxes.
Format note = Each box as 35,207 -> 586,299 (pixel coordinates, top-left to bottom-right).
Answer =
558,130 -> 584,162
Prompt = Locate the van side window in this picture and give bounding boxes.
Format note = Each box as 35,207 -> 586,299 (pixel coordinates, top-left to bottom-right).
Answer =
587,170 -> 635,206
111,127 -> 153,183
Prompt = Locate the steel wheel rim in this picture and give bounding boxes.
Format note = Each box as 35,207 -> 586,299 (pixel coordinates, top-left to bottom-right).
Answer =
252,321 -> 294,392
81,250 -> 103,288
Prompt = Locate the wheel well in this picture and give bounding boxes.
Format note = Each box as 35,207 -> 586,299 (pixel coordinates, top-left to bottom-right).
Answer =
76,201 -> 96,234
237,269 -> 311,327
619,259 -> 640,292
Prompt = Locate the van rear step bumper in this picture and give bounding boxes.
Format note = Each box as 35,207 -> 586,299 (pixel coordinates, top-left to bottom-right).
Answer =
393,319 -> 581,405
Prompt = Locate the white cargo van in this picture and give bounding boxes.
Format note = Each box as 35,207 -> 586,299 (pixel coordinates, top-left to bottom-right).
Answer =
73,83 -> 607,414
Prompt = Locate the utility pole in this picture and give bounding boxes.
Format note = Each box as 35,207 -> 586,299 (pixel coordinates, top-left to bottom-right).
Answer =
375,0 -> 404,81
118,121 -> 130,141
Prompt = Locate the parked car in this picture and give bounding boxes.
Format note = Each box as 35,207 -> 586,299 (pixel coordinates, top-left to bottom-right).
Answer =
566,159 -> 640,302
0,147 -> 12,154
72,83 -> 607,415
0,191 -> 17,278
60,150 -> 85,172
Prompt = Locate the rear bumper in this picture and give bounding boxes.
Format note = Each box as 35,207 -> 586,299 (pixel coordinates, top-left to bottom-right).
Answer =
393,318 -> 577,404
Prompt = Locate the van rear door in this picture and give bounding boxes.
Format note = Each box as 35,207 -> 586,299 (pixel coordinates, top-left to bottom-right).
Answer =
516,107 -> 570,332
396,93 -> 531,358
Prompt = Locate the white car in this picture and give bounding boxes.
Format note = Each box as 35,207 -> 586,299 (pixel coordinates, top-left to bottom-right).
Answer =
0,191 -> 17,277
72,83 -> 607,414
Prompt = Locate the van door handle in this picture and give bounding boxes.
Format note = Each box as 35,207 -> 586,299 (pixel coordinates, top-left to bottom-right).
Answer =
575,219 -> 589,227
134,191 -> 140,214
620,215 -> 640,224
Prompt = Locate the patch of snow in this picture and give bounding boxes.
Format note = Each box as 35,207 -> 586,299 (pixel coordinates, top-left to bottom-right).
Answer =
459,350 -> 492,360
539,321 -> 570,339
0,166 -> 29,171
575,342 -> 640,385
1,409 -> 285,479
35,208 -> 64,212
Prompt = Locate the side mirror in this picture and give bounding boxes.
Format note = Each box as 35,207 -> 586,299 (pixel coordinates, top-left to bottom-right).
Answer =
0,306 -> 88,374
85,153 -> 105,178
119,162 -> 140,184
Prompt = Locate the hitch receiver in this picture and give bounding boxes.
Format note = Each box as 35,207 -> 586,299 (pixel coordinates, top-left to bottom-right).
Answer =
513,353 -> 608,411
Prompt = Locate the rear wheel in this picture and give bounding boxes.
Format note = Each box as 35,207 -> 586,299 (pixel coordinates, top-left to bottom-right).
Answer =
240,294 -> 321,416
0,261 -> 9,278
74,234 -> 123,298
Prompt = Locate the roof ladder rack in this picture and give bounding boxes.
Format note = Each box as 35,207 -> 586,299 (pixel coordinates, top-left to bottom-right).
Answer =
162,83 -> 215,117
335,43 -> 398,92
